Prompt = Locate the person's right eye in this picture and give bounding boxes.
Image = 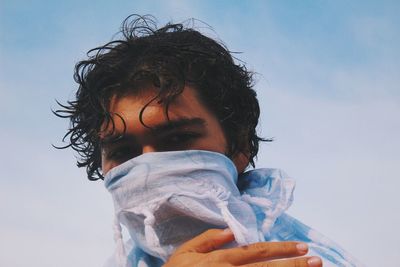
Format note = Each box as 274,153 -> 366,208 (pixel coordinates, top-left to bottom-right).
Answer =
166,132 -> 199,144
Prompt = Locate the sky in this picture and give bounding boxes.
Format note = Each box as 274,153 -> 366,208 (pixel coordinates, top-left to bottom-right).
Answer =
1,0 -> 399,266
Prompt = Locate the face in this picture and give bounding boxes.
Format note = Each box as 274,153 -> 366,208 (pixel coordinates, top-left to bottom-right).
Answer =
100,86 -> 249,174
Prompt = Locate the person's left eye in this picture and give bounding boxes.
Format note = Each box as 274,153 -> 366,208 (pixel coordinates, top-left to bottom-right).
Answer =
159,132 -> 203,151
166,132 -> 201,144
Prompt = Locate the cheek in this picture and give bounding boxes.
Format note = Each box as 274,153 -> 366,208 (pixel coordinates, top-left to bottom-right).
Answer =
101,161 -> 110,175
202,123 -> 228,153
232,152 -> 250,174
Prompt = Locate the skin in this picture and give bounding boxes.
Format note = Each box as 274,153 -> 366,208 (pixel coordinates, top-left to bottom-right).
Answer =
101,86 -> 322,267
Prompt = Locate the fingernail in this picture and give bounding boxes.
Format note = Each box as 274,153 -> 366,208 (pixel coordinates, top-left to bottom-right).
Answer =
308,257 -> 322,267
296,243 -> 308,254
222,228 -> 232,235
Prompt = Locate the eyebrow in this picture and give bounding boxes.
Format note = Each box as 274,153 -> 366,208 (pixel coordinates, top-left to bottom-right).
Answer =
100,117 -> 206,145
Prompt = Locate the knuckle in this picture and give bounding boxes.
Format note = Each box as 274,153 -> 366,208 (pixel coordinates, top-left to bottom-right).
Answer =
202,228 -> 219,239
294,258 -> 305,267
271,241 -> 297,256
203,252 -> 232,266
250,242 -> 272,257
204,238 -> 220,251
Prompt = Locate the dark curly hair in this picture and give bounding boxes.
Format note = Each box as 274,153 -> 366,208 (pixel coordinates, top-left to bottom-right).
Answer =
55,15 -> 269,181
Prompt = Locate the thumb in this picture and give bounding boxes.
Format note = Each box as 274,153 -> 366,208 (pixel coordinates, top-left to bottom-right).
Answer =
175,228 -> 235,254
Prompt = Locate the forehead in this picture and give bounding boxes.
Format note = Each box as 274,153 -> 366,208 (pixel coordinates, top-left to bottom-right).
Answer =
102,86 -> 219,135
109,86 -> 206,117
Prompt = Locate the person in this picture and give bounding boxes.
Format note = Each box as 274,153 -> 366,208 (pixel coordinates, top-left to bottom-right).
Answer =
56,15 -> 362,267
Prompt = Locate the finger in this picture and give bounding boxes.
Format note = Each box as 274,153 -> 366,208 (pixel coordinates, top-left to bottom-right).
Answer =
212,241 -> 308,265
175,228 -> 235,254
240,256 -> 322,267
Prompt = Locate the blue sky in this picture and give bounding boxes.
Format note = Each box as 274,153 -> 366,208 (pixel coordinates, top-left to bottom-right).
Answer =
1,1 -> 399,266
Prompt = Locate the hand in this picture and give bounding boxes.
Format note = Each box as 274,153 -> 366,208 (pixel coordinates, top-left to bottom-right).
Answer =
163,229 -> 322,267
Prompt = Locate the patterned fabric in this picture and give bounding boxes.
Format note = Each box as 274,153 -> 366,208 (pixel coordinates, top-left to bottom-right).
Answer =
104,151 -> 363,267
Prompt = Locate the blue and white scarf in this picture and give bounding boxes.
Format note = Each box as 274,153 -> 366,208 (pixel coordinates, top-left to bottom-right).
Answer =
104,150 -> 363,267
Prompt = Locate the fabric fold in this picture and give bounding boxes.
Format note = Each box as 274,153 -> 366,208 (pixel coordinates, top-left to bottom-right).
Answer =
104,150 -> 363,267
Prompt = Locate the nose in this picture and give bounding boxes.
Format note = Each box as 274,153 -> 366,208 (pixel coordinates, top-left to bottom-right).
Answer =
142,145 -> 157,154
